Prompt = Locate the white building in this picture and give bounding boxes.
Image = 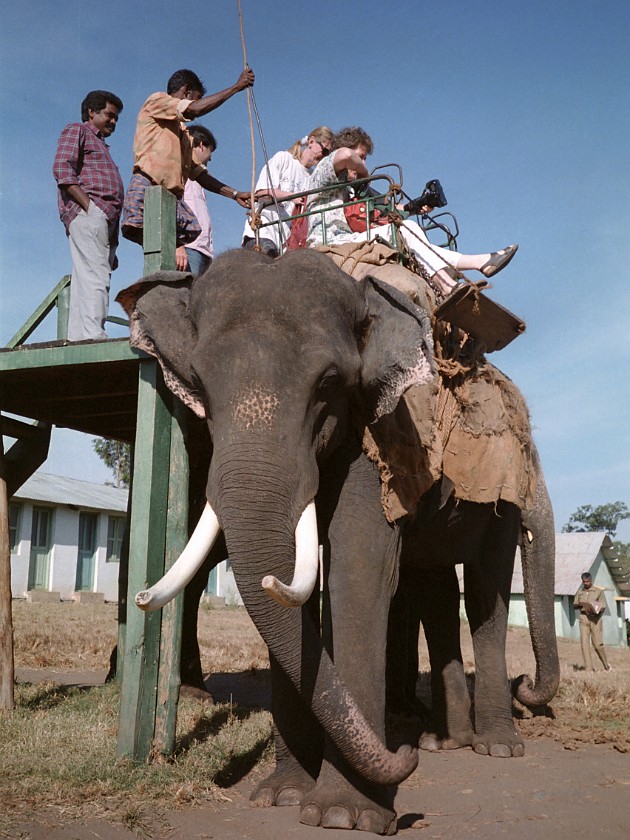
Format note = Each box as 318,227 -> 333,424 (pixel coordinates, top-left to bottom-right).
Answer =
9,471 -> 241,605
9,472 -> 128,602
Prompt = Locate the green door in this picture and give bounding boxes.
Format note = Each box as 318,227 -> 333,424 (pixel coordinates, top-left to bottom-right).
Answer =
28,507 -> 52,589
206,565 -> 218,595
75,511 -> 97,591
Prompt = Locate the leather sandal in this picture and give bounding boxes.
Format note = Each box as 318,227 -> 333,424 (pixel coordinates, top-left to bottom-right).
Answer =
481,244 -> 518,277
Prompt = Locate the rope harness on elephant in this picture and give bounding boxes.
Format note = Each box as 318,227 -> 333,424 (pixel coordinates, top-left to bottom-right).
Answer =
317,240 -> 536,522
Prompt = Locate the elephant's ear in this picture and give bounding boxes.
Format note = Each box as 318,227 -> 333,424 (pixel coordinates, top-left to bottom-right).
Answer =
359,276 -> 435,421
116,271 -> 206,418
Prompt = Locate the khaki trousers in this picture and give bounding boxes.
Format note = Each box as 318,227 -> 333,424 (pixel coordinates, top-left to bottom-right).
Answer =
579,617 -> 609,670
67,202 -> 115,341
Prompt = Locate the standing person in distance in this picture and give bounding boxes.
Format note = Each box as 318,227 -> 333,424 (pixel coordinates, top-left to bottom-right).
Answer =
573,572 -> 612,671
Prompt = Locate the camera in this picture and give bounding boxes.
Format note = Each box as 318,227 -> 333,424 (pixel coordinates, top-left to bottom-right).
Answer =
403,179 -> 447,214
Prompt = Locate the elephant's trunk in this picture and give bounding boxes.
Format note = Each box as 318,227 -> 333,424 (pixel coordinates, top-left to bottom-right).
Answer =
210,444 -> 418,786
513,447 -> 560,707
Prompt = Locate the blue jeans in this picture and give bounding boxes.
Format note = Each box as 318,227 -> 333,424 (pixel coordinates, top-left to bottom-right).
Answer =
185,248 -> 212,277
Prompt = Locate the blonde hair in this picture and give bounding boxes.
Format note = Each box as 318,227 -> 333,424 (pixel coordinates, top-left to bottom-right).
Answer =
287,126 -> 333,160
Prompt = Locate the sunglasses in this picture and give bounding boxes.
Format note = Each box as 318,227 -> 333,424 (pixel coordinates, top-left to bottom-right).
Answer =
317,142 -> 331,157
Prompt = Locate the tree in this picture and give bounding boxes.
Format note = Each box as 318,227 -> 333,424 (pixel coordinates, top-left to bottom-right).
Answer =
562,501 -> 629,538
92,438 -> 131,489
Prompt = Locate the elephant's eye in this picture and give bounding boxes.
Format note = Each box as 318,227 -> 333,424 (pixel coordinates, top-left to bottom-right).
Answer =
316,368 -> 341,398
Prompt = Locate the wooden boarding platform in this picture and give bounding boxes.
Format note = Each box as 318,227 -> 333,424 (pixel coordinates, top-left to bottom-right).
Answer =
1,187 -> 188,758
0,338 -> 144,443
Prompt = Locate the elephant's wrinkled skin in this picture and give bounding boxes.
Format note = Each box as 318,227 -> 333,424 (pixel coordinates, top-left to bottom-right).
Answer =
117,248 -> 558,834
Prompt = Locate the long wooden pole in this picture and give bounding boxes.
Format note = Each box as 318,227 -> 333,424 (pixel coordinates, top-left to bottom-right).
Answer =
0,431 -> 15,712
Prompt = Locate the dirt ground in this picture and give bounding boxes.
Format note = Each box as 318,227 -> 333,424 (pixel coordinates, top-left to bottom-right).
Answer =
10,660 -> 630,840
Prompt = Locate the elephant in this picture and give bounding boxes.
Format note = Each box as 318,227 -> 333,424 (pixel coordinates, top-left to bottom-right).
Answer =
116,248 -> 559,835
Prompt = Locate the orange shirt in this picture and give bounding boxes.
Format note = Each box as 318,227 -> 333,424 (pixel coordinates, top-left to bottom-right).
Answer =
132,92 -> 194,196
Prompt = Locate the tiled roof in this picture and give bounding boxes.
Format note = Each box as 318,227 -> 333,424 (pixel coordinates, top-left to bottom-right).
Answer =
513,532 -> 616,595
13,471 -> 128,513
456,532 -> 620,596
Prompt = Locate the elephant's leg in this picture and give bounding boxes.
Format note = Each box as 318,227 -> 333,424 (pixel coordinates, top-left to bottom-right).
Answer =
464,504 -> 524,757
251,596 -> 324,806
300,452 -> 400,836
416,566 -> 473,751
180,534 -> 226,692
386,564 -> 428,717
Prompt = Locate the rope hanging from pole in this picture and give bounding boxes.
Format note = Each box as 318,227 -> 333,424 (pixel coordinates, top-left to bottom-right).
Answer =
237,0 -> 286,250
237,0 -> 259,243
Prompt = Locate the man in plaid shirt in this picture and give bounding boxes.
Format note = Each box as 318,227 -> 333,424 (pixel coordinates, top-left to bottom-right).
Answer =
53,90 -> 124,341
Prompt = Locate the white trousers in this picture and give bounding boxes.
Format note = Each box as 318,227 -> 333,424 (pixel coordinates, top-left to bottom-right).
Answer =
357,218 -> 461,277
67,202 -> 115,341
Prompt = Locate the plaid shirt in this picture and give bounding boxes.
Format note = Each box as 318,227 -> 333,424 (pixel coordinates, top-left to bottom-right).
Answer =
53,121 -> 124,235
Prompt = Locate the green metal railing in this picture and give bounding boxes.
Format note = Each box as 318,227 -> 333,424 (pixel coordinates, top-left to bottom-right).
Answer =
6,276 -> 129,349
254,167 -> 458,257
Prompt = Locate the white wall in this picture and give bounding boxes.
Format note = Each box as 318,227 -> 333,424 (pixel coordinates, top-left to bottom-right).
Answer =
10,501 -> 121,602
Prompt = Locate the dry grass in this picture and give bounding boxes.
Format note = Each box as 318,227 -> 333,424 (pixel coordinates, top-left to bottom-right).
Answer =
12,602 -> 118,670
3,600 -> 629,834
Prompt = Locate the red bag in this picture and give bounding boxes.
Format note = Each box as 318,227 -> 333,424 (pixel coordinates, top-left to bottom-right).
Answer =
344,201 -> 388,233
286,201 -> 308,250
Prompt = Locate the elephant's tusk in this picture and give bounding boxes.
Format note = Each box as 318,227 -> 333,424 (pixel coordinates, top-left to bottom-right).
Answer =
135,502 -> 221,611
262,500 -> 319,608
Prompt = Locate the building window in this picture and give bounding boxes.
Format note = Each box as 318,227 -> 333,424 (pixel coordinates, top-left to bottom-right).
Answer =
9,503 -> 21,552
106,516 -> 125,563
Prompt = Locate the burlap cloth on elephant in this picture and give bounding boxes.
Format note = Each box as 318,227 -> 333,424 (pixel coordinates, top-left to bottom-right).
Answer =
317,242 -> 536,522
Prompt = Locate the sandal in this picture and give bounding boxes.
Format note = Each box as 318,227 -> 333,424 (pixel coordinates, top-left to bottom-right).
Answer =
481,244 -> 518,278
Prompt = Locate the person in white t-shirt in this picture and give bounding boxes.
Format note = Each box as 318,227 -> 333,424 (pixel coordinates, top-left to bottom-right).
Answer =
175,124 -> 216,276
242,126 -> 333,257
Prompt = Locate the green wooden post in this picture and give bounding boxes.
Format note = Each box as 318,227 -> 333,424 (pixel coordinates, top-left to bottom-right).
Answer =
117,362 -> 172,760
117,185 -> 189,761
143,187 -> 176,275
0,434 -> 15,712
153,401 -> 188,756
56,281 -> 71,340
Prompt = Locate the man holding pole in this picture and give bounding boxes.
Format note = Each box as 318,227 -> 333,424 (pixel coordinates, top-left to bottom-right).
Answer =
121,67 -> 254,247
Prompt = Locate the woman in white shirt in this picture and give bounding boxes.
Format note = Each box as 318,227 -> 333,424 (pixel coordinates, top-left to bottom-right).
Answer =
242,126 -> 333,257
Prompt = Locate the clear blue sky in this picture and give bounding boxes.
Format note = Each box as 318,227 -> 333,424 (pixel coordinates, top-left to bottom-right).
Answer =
1,0 -> 629,539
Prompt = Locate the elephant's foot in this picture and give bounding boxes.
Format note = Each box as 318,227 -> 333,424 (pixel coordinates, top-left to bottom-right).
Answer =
250,764 -> 317,808
300,777 -> 397,835
472,726 -> 524,757
419,727 -> 473,752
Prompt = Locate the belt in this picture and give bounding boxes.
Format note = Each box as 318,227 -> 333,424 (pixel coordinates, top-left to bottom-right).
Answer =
136,169 -> 158,185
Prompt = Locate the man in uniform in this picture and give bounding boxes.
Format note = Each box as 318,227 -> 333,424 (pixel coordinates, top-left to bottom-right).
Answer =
573,572 -> 612,671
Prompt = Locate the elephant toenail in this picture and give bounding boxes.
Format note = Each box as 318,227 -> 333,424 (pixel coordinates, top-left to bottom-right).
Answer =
474,742 -> 489,755
276,787 -> 304,807
249,787 -> 274,808
489,744 -> 511,758
420,735 -> 440,751
512,743 -> 525,757
321,805 -> 354,829
300,803 -> 322,826
356,808 -> 390,834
